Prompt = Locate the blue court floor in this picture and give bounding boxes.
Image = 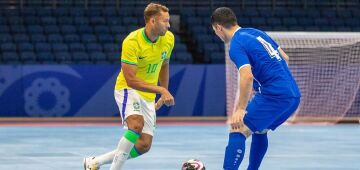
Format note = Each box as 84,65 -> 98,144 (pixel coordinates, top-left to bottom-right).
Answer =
0,124 -> 359,170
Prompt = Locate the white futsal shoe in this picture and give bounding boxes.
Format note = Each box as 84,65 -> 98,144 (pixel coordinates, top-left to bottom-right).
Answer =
83,157 -> 100,170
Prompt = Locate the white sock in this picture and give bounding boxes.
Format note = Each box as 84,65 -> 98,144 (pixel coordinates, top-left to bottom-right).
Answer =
93,150 -> 116,166
109,137 -> 135,170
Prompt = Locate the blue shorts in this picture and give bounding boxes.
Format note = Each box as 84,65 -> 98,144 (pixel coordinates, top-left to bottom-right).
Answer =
243,94 -> 300,133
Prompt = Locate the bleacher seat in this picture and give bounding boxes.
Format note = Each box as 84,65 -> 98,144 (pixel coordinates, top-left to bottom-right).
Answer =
1,43 -> 17,52
35,43 -> 51,52
2,52 -> 19,61
69,43 -> 86,52
48,34 -> 63,43
81,34 -> 97,43
90,52 -> 107,61
77,25 -> 93,34
55,52 -> 72,62
86,43 -> 103,52
18,43 -> 34,52
72,52 -> 89,62
20,52 -> 36,62
0,34 -> 12,43
44,25 -> 60,34
13,34 -> 30,43
52,43 -> 68,52
28,25 -> 44,34
37,52 -> 54,62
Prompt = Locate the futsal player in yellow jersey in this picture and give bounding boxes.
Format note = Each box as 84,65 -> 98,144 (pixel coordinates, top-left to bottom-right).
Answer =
84,3 -> 175,170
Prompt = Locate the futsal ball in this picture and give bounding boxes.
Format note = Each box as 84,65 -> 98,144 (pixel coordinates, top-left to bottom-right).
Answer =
181,159 -> 205,170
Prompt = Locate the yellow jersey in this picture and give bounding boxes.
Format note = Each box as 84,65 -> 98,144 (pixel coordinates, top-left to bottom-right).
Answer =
115,28 -> 175,101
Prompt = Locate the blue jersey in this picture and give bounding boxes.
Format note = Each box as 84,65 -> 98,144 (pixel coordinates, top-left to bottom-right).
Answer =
229,28 -> 301,98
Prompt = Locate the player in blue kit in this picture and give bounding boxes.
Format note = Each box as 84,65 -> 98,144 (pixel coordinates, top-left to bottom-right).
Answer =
211,7 -> 301,170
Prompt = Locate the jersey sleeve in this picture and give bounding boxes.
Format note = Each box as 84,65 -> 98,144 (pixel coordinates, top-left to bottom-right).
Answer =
121,38 -> 138,65
165,31 -> 175,60
229,39 -> 250,70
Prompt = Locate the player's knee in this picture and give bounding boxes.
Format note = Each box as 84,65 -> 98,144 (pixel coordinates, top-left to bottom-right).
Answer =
137,141 -> 152,154
126,116 -> 144,133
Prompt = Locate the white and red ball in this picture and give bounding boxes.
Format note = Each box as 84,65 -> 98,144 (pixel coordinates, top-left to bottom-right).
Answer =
181,159 -> 205,170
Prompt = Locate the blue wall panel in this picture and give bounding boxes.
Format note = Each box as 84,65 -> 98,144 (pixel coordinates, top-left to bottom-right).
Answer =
0,65 -> 226,117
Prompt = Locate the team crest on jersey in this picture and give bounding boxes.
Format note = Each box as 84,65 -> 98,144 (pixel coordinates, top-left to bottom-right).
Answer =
161,51 -> 166,60
133,102 -> 140,111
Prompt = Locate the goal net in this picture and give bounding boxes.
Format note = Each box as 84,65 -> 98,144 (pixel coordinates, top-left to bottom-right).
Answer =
225,32 -> 360,123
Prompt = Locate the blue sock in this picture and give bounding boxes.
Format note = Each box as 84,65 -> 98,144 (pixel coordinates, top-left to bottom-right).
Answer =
223,132 -> 246,170
247,133 -> 268,170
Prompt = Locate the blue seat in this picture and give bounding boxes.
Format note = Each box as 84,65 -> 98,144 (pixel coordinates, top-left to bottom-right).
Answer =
107,52 -> 120,62
267,17 -> 282,27
191,26 -> 208,34
110,26 -> 127,34
195,34 -> 213,44
290,9 -> 307,18
30,34 -> 47,43
98,34 -> 114,43
20,8 -> 36,16
28,25 -> 44,34
258,9 -> 273,17
47,34 -> 63,43
57,17 -> 73,25
321,9 -> 337,18
86,9 -> 102,17
72,52 -> 89,62
35,43 -> 51,52
103,43 -> 120,53
314,18 -> 329,26
24,16 -> 40,25
55,52 -> 72,62
0,34 -> 12,43
203,43 -> 220,58
90,16 -> 106,25
44,25 -> 60,34
64,34 -> 80,43
52,43 -> 68,52
70,8 -> 85,17
1,43 -> 17,52
61,25 -> 76,34
273,9 -> 289,17
37,52 -> 54,62
11,25 -> 26,34
18,43 -> 34,52
53,8 -> 69,17
123,17 -> 138,25
20,52 -> 36,62
77,25 -> 93,34
8,16 -> 23,25
209,52 -> 224,63
283,17 -> 298,27
73,17 -> 89,25
298,18 -> 314,26
70,43 -> 86,52
90,52 -> 107,61
102,8 -> 117,17
36,9 -> 52,16
251,17 -> 266,26
345,18 -> 360,27
243,9 -> 259,17
175,52 -> 193,64
81,34 -> 97,43
0,26 -> 9,33
0,18 -> 7,25
41,17 -> 57,25
107,16 -> 122,26
306,10 -> 321,18
115,34 -> 127,43
237,17 -> 251,26
94,25 -> 110,34
86,43 -> 103,52
2,52 -> 19,61
13,34 -> 30,43
173,43 -> 187,52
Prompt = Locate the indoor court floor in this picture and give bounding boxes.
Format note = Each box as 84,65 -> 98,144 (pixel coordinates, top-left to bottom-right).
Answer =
0,123 -> 359,170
